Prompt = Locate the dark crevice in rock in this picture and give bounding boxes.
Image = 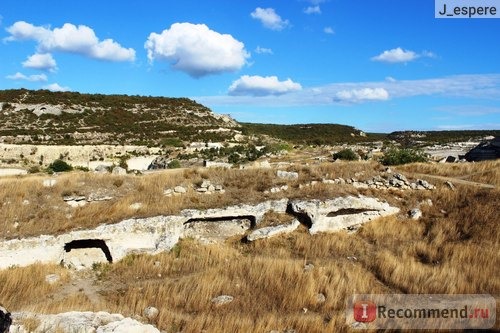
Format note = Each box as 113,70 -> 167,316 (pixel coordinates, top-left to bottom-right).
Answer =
184,215 -> 257,229
326,208 -> 378,217
286,202 -> 312,229
64,239 -> 113,263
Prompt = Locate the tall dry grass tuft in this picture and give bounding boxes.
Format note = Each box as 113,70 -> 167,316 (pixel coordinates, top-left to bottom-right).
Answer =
0,264 -> 69,311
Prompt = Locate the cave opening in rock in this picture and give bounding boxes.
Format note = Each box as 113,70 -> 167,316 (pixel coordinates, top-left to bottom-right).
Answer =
64,239 -> 113,263
326,208 -> 378,217
286,203 -> 312,229
184,215 -> 257,229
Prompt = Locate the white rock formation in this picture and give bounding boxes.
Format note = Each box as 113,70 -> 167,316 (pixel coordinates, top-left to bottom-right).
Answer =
9,311 -> 159,333
180,199 -> 288,225
0,216 -> 185,270
0,197 -> 399,269
246,220 -> 300,242
276,170 -> 299,180
289,196 -> 400,235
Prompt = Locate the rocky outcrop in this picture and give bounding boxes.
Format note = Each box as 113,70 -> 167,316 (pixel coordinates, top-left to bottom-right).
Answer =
465,137 -> 500,162
0,215 -> 185,270
9,311 -> 159,333
148,156 -> 170,170
289,196 -> 400,235
0,197 -> 399,269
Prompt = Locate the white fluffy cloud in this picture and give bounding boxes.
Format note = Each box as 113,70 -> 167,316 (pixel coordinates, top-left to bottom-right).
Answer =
251,8 -> 290,31
335,88 -> 389,102
6,72 -> 47,82
198,74 -> 500,107
43,83 -> 70,92
22,53 -> 57,71
304,6 -> 321,14
229,75 -> 302,96
6,21 -> 135,62
371,47 -> 436,63
145,23 -> 249,78
371,47 -> 417,63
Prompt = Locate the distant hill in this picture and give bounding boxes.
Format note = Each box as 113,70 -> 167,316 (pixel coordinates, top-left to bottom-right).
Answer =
240,123 -> 386,145
1,89 -> 498,148
388,130 -> 500,146
0,89 -> 239,146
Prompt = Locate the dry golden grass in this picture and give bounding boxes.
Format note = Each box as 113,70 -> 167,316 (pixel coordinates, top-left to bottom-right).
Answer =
0,162 -> 379,239
1,161 -> 498,332
397,159 -> 500,186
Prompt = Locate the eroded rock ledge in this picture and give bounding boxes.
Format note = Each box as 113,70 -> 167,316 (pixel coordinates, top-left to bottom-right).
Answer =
9,311 -> 159,333
0,196 -> 399,270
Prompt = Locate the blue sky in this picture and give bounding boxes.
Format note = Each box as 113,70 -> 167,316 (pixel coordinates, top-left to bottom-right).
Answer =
0,0 -> 499,132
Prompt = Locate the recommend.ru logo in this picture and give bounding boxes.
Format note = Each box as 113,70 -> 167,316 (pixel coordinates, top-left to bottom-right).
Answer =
347,294 -> 496,329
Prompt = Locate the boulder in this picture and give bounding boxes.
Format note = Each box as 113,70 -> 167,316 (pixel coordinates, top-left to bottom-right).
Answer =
316,293 -> 326,303
277,170 -> 299,180
94,165 -> 109,174
111,167 -> 127,175
147,156 -> 170,170
409,208 -> 422,220
173,186 -> 187,194
9,311 -> 159,333
143,307 -> 159,321
97,317 -> 159,333
211,295 -> 234,306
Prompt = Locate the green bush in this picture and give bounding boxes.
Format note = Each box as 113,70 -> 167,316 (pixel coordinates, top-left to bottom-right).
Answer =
333,148 -> 358,161
167,159 -> 181,169
381,148 -> 428,165
47,159 -> 73,172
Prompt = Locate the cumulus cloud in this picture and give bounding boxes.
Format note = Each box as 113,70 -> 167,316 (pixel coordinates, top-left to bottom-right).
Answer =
145,23 -> 249,78
22,53 -> 57,71
6,72 -> 47,82
324,27 -> 334,34
304,6 -> 321,14
334,88 -> 389,103
255,46 -> 273,55
371,47 -> 437,63
371,47 -> 417,63
5,21 -> 135,61
229,75 -> 302,96
43,83 -> 70,92
251,8 -> 290,31
197,74 -> 500,108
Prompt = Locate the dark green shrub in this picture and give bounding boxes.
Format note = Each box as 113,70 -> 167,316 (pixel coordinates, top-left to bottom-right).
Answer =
167,159 -> 181,169
47,159 -> 73,172
381,148 -> 428,165
333,148 -> 358,161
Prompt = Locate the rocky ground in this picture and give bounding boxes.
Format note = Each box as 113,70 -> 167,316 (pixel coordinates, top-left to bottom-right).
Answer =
0,157 -> 498,332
